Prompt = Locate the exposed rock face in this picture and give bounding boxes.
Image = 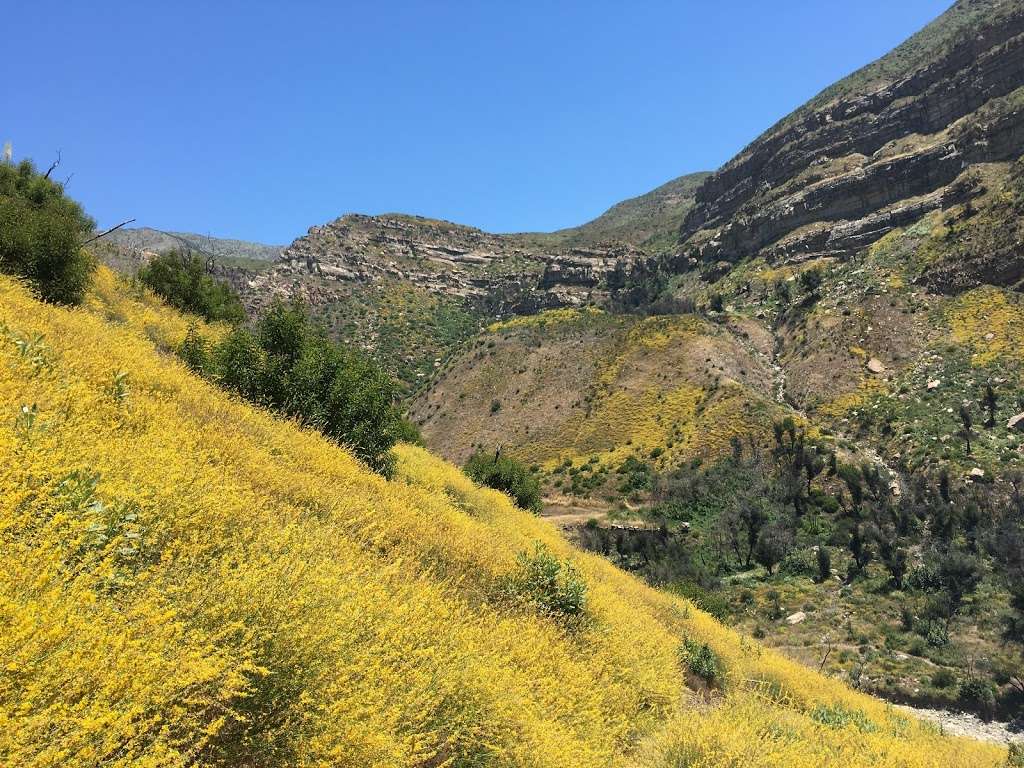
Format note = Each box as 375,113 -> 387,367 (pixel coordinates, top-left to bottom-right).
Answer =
234,213 -> 649,317
676,1 -> 1024,274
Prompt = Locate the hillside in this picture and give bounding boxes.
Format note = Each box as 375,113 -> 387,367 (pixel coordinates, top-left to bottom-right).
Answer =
678,0 -> 1024,273
407,0 -> 1024,719
529,171 -> 712,253
411,308 -> 782,503
0,267 -> 1006,767
101,226 -> 284,269
230,213 -> 654,394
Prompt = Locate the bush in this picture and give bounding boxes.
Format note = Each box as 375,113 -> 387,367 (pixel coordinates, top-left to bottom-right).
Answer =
464,449 -> 542,513
213,300 -> 403,476
177,324 -> 211,374
931,668 -> 957,689
681,638 -> 723,687
503,542 -> 587,620
0,158 -> 95,304
959,677 -> 997,720
672,582 -> 730,623
138,250 -> 246,323
817,546 -> 832,583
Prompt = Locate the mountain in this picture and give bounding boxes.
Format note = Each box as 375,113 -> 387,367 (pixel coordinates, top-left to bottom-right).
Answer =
677,0 -> 1024,275
101,226 -> 284,268
2,267 -> 1003,766
228,212 -> 658,393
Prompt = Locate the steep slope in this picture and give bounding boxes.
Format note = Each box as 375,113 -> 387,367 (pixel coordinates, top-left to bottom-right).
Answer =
534,171 -> 711,253
677,0 -> 1024,273
412,307 -> 782,501
0,270 -> 1004,767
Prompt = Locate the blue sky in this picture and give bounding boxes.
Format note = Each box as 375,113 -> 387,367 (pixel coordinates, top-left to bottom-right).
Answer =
7,1 -> 951,244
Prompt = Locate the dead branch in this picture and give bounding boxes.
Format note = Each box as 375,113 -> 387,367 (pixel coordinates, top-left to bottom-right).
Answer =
82,218 -> 136,246
43,150 -> 61,180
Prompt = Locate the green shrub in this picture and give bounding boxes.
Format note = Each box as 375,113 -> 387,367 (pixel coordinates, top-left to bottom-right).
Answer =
213,300 -> 402,476
503,542 -> 587,620
681,638 -> 723,686
672,582 -> 731,623
464,449 -> 542,513
810,703 -> 877,732
0,158 -> 95,304
177,324 -> 211,374
1007,742 -> 1024,768
959,677 -> 997,720
931,668 -> 957,689
138,250 -> 246,323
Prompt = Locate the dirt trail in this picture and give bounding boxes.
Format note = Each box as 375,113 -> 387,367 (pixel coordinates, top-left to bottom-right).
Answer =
894,704 -> 1022,745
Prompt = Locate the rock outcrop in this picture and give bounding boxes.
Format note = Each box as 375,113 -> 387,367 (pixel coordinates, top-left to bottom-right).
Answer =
674,0 -> 1024,276
234,213 -> 650,317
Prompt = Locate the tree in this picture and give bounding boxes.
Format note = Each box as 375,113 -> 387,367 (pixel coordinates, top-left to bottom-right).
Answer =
464,449 -> 542,513
958,404 -> 974,456
754,524 -> 791,575
798,266 -> 824,300
0,158 -> 95,304
213,300 -> 403,476
138,250 -> 246,323
848,523 -> 876,574
817,546 -> 832,583
982,385 -> 998,429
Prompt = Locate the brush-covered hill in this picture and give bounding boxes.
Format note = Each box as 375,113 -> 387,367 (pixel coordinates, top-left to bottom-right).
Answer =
531,171 -> 712,254
410,307 -> 785,503
0,266 -> 1005,767
229,212 -> 654,394
102,226 -> 284,267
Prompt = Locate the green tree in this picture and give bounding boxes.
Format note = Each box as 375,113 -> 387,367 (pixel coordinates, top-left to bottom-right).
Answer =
464,448 -> 543,513
138,250 -> 246,322
213,300 -> 402,476
0,158 -> 95,303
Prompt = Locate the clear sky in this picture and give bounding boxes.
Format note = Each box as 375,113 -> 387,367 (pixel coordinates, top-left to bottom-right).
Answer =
7,1 -> 952,244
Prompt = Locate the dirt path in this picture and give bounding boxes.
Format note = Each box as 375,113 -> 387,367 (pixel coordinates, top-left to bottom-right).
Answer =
894,704 -> 1022,744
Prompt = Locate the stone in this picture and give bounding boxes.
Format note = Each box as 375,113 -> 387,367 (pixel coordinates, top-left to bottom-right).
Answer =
968,467 -> 985,482
1009,412 -> 1024,433
927,379 -> 940,390
786,611 -> 806,625
866,358 -> 885,374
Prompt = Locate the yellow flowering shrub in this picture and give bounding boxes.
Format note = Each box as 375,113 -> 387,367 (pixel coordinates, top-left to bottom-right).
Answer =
0,273 -> 1006,767
946,285 -> 1024,367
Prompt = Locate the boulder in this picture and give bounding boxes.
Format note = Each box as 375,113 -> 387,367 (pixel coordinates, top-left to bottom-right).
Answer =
1008,412 -> 1024,433
927,379 -> 940,390
968,467 -> 985,482
786,611 -> 806,625
866,358 -> 886,374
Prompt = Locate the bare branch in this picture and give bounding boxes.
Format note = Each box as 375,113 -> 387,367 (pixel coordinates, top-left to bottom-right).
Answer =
43,150 -> 61,180
82,218 -> 136,246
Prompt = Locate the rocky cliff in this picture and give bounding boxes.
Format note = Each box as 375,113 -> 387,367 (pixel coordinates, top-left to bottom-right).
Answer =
254,212 -> 647,314
674,0 -> 1024,285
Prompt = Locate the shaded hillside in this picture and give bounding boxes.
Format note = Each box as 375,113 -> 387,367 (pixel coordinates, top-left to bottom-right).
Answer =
0,270 -> 1004,766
